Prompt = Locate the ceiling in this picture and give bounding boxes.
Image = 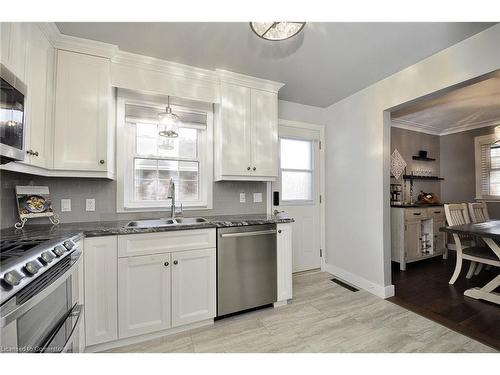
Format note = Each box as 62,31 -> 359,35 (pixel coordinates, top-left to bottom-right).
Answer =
56,22 -> 496,108
392,71 -> 500,135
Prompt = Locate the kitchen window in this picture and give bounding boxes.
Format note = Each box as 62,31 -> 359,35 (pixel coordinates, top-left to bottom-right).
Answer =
475,133 -> 500,200
116,92 -> 213,211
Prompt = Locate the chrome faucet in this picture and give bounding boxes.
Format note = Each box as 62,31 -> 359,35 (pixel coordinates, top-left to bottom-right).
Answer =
167,178 -> 176,219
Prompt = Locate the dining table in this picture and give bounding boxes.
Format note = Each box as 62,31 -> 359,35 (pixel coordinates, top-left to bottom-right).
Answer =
441,220 -> 500,305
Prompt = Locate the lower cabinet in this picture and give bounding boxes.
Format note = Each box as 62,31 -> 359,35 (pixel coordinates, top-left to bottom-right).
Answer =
404,220 -> 422,260
118,253 -> 172,339
171,248 -> 216,327
84,236 -> 118,346
276,223 -> 293,302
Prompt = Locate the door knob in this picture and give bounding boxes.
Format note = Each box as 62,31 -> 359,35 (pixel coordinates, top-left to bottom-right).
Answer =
164,261 -> 169,267
173,260 -> 178,265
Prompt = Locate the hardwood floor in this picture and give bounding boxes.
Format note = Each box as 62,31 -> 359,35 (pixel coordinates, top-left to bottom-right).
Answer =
106,270 -> 494,353
389,253 -> 500,350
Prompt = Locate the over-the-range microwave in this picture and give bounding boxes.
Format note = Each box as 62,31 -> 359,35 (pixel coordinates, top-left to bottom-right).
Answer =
0,63 -> 26,164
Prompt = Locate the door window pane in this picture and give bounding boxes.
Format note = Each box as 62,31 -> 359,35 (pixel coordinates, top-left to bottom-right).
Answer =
282,171 -> 312,201
280,138 -> 312,170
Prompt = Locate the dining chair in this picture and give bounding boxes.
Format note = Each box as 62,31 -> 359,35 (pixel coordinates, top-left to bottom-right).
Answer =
468,202 -> 490,223
444,203 -> 498,284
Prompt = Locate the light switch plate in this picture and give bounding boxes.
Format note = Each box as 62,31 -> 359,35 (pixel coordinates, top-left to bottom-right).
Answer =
239,192 -> 246,203
61,199 -> 71,212
86,199 -> 96,212
253,192 -> 263,203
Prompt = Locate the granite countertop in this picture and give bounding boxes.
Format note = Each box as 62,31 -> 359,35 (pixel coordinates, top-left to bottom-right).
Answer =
0,214 -> 294,242
391,203 -> 444,208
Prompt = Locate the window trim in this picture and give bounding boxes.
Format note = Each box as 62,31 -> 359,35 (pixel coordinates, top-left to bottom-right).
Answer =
116,93 -> 213,212
278,136 -> 315,206
474,133 -> 500,201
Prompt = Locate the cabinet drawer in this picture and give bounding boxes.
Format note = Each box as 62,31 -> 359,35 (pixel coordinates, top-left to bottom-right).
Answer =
404,208 -> 428,220
428,207 -> 445,218
118,229 -> 216,257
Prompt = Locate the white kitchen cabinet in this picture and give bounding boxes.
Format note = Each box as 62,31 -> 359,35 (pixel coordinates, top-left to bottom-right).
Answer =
0,23 -> 28,81
118,253 -> 172,338
53,50 -> 115,175
171,248 -> 216,327
84,236 -> 118,346
23,25 -> 55,168
215,73 -> 282,181
250,89 -> 278,177
276,223 -> 293,302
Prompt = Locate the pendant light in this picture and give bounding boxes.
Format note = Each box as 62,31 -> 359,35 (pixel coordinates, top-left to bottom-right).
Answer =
159,96 -> 180,138
495,125 -> 500,143
250,22 -> 306,41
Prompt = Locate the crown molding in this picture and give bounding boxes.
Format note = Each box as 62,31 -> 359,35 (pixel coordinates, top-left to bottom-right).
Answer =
392,117 -> 500,136
37,23 -> 61,46
55,33 -> 119,59
216,69 -> 284,93
112,50 -> 218,84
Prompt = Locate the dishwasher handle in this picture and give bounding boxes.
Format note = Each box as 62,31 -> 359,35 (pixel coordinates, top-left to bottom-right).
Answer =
220,229 -> 276,238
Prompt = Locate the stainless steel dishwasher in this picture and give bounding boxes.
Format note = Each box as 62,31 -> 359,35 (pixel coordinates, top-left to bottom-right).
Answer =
217,224 -> 277,317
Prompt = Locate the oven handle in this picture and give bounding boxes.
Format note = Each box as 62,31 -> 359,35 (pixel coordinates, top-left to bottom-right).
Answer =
0,251 -> 82,328
41,304 -> 83,353
220,230 -> 276,238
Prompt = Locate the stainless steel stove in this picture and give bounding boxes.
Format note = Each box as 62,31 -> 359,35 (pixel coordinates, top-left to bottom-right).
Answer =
0,235 -> 83,353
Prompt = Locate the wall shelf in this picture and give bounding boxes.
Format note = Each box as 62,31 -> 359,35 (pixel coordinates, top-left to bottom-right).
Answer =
403,175 -> 444,181
412,156 -> 436,161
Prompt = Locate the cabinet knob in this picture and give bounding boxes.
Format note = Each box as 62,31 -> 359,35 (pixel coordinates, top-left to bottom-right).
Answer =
247,167 -> 251,171
253,167 -> 256,171
99,160 -> 105,165
26,150 -> 33,155
164,261 -> 169,267
278,229 -> 282,234
173,260 -> 178,265
34,151 -> 39,157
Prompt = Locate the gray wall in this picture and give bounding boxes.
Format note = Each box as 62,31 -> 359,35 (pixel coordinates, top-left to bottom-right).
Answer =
390,126 -> 441,200
0,170 -> 267,228
440,125 -> 500,218
278,100 -> 325,124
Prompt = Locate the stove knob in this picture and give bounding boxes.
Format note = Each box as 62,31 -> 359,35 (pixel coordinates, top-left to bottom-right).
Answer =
40,251 -> 55,263
53,245 -> 66,257
63,240 -> 74,250
3,270 -> 25,286
25,260 -> 42,275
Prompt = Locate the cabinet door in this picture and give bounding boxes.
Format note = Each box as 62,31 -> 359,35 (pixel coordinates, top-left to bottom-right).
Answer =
84,236 -> 118,346
433,219 -> 446,253
250,89 -> 278,177
171,248 -> 216,327
219,83 -> 252,176
277,223 -> 293,302
53,50 -> 110,171
118,253 -> 171,339
404,221 -> 421,260
24,25 -> 54,168
0,23 -> 28,81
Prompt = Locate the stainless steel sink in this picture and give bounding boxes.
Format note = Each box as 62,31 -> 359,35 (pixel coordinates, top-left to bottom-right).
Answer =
125,217 -> 208,228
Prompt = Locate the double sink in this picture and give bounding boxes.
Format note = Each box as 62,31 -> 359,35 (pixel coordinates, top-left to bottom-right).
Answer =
125,217 -> 209,229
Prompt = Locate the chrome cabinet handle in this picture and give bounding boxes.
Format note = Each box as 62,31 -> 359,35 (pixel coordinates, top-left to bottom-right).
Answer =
164,261 -> 169,267
173,260 -> 178,265
220,230 -> 276,238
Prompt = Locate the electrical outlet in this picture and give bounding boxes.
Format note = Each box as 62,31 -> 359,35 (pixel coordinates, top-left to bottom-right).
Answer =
239,192 -> 246,203
253,193 -> 263,203
61,199 -> 71,212
86,198 -> 96,212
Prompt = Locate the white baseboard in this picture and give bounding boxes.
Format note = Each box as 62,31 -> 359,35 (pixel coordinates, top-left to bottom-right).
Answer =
322,263 -> 395,299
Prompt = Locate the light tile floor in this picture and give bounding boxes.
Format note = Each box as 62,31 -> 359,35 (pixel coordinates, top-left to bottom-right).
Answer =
106,270 -> 496,353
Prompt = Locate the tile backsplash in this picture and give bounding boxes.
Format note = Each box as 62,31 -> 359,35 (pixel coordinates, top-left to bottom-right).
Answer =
0,170 -> 267,229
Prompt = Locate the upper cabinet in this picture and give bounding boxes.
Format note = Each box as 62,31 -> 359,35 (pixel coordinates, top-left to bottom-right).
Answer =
1,23 -> 28,82
215,71 -> 283,181
53,50 -> 115,177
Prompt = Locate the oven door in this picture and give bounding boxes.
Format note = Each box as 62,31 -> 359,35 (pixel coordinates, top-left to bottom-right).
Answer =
0,249 -> 82,353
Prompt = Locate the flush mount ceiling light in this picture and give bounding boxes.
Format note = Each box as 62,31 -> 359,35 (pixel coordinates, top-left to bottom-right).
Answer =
158,96 -> 180,138
250,22 -> 306,41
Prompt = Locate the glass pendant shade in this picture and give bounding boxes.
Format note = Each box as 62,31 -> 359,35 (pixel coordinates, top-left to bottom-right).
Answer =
159,96 -> 180,138
250,22 -> 306,41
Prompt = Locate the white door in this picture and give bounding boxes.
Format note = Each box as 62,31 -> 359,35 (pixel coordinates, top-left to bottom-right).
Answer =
250,89 -> 278,177
272,128 -> 321,272
118,253 -> 171,339
171,248 -> 216,327
84,236 -> 118,346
